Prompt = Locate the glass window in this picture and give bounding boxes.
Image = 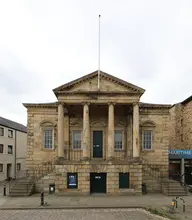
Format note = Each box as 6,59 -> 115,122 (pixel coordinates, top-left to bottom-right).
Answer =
72,131 -> 81,149
17,163 -> 21,171
67,173 -> 78,189
8,129 -> 13,138
44,129 -> 53,149
0,127 -> 4,136
119,173 -> 130,189
114,131 -> 123,150
0,144 -> 3,153
0,164 -> 3,172
8,145 -> 13,154
142,131 -> 152,150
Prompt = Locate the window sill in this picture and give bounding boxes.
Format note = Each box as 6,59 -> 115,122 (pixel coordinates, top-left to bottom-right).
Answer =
42,148 -> 55,152
141,149 -> 155,153
114,149 -> 124,152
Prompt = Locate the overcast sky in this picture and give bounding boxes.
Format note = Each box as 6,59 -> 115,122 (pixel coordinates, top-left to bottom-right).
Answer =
0,0 -> 192,125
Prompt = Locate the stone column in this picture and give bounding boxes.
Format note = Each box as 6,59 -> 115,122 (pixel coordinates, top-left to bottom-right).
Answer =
64,113 -> 69,160
181,158 -> 185,184
82,103 -> 90,160
107,103 -> 115,159
58,103 -> 64,157
133,103 -> 140,158
126,114 -> 133,159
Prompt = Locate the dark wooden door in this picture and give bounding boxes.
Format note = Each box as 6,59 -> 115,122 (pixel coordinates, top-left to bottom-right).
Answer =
93,131 -> 103,158
90,173 -> 106,193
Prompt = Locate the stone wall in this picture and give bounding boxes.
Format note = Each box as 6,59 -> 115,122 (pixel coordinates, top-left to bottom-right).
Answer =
169,100 -> 192,150
139,108 -> 170,191
52,163 -> 142,195
26,107 -> 58,173
183,101 -> 192,149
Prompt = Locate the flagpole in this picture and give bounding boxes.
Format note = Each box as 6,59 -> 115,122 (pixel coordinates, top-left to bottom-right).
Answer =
98,14 -> 101,91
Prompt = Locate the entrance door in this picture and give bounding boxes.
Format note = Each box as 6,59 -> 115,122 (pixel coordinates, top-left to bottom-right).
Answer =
90,173 -> 106,193
185,166 -> 192,185
7,164 -> 12,179
93,131 -> 103,158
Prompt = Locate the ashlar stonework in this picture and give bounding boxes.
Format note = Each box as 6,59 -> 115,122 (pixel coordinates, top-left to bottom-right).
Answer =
24,70 -> 171,195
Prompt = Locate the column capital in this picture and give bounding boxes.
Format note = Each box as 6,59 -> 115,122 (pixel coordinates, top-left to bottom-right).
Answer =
132,102 -> 139,106
57,102 -> 65,106
81,102 -> 90,106
107,102 -> 116,106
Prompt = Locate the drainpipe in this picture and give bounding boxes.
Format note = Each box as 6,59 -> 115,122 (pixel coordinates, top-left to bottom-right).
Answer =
14,130 -> 17,179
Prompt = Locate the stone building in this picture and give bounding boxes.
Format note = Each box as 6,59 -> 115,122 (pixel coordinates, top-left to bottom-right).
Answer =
23,71 -> 170,194
0,117 -> 27,181
169,96 -> 192,185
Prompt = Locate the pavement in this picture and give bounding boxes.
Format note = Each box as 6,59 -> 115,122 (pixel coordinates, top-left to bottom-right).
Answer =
0,192 -> 191,220
0,208 -> 170,220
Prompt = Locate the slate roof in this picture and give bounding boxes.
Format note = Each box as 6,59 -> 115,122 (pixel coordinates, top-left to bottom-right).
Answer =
0,116 -> 27,133
181,95 -> 192,105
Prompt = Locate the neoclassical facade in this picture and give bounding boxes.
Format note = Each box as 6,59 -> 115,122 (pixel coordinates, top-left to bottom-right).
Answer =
24,71 -> 170,194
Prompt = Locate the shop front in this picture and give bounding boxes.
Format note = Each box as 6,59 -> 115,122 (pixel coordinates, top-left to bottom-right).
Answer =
169,150 -> 192,185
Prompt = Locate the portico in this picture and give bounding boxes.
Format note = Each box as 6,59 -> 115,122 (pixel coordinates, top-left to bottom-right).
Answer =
57,101 -> 140,161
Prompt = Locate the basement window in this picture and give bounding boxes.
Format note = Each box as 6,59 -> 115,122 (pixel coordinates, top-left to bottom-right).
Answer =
67,173 -> 78,189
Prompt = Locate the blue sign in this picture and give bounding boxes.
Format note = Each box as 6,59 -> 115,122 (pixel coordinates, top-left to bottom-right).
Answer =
169,150 -> 192,159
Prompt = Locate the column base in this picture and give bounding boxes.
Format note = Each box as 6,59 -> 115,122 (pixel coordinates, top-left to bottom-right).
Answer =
55,156 -> 66,165
106,157 -> 115,161
81,157 -> 90,161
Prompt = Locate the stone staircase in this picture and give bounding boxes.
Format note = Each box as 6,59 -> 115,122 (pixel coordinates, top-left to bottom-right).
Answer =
141,158 -> 188,196
8,159 -> 55,197
161,179 -> 188,196
35,172 -> 55,193
8,178 -> 35,197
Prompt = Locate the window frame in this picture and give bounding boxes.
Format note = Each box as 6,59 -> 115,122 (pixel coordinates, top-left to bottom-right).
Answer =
8,145 -> 13,154
142,130 -> 153,150
0,144 -> 3,153
67,173 -> 78,189
8,129 -> 13,138
43,127 -> 54,150
114,130 -> 124,151
0,164 -> 3,172
0,127 -> 4,136
72,130 -> 82,150
119,172 -> 130,189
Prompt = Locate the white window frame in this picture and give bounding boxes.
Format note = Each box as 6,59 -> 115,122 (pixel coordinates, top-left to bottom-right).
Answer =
0,127 -> 4,136
0,164 -> 3,172
8,129 -> 13,138
142,130 -> 153,150
72,130 -> 82,150
114,130 -> 124,151
43,128 -> 54,150
8,145 -> 13,154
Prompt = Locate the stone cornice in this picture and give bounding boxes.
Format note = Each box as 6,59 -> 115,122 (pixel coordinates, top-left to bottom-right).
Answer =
57,91 -> 139,96
23,102 -> 58,108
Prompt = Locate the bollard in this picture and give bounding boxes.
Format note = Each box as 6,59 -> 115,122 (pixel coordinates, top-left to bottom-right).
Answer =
180,198 -> 185,212
40,191 -> 44,206
175,196 -> 180,208
3,184 -> 6,196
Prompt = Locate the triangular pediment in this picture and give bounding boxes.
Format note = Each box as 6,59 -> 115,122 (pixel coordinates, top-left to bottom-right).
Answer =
53,70 -> 145,96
